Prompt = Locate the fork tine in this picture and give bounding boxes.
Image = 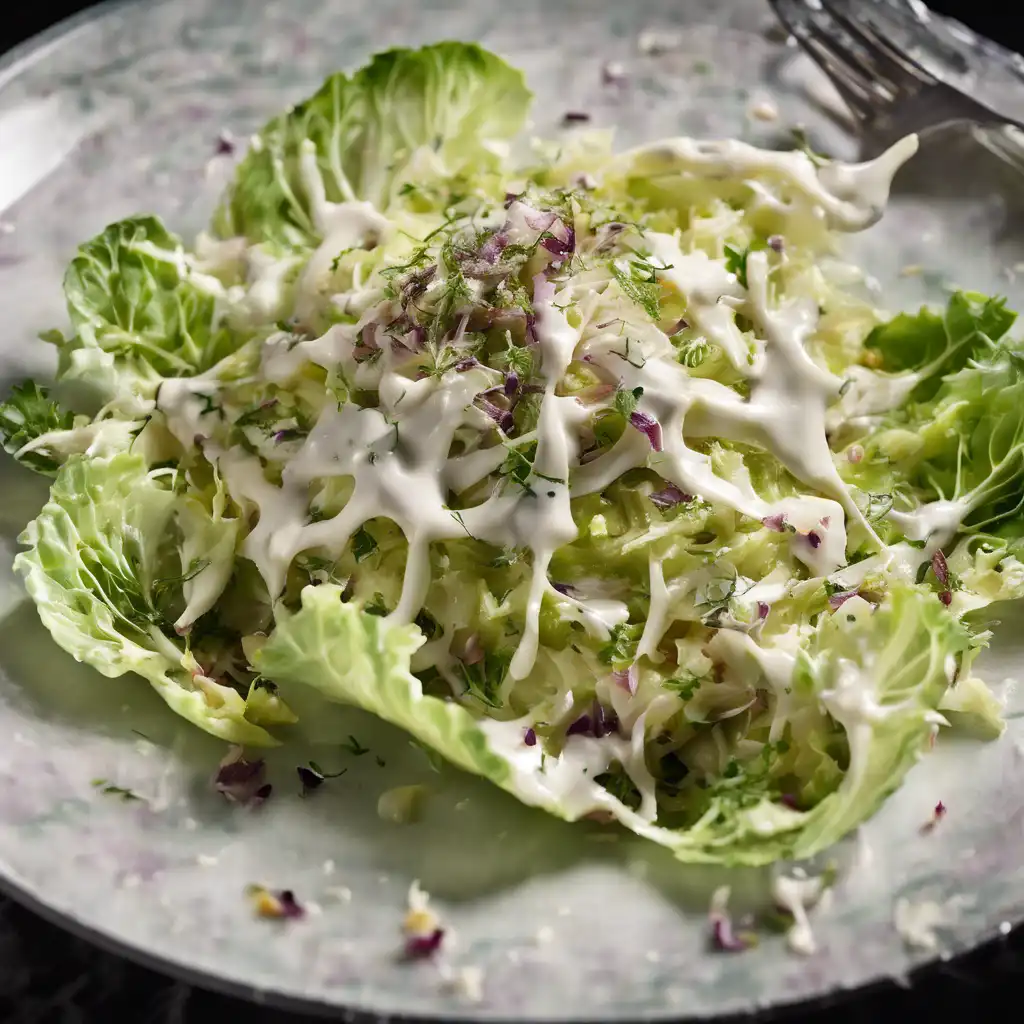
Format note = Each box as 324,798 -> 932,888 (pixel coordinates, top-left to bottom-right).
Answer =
794,18 -> 891,122
818,1 -> 935,96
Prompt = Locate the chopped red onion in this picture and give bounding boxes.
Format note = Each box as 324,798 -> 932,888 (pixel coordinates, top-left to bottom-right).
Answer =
574,382 -> 618,406
524,728 -> 537,747
767,234 -> 784,253
629,411 -> 663,451
479,230 -> 509,264
819,516 -> 831,528
476,397 -> 514,433
405,928 -> 446,958
828,589 -> 858,611
612,663 -> 639,696
931,550 -> 949,587
460,633 -> 485,666
455,357 -> 479,372
566,714 -> 593,737
939,590 -> 952,606
504,191 -> 523,209
762,513 -> 787,532
525,312 -> 538,345
522,206 -> 559,234
214,748 -> 270,807
921,800 -> 947,833
533,272 -> 557,306
542,226 -> 576,260
757,602 -> 770,620
279,890 -> 303,917
847,445 -> 864,463
710,915 -> 753,953
649,483 -> 692,510
807,531 -> 822,549
504,371 -> 520,396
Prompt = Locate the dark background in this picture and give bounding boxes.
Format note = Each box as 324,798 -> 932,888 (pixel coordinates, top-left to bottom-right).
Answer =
0,1 -> 1020,1022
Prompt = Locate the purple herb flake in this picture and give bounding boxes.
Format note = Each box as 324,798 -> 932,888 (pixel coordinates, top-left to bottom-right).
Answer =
504,371 -> 520,396
649,483 -> 692,510
562,110 -> 592,124
479,230 -> 509,264
405,928 -> 445,959
828,589 -> 858,611
524,728 -> 538,747
629,410 -> 663,451
932,550 -> 949,587
542,226 -> 576,260
807,531 -> 822,549
711,916 -> 752,953
278,890 -> 304,919
214,751 -> 269,807
612,664 -> 638,696
566,714 -> 593,737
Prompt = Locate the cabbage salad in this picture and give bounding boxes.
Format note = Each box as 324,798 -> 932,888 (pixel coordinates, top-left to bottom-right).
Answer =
3,42 -> 1020,866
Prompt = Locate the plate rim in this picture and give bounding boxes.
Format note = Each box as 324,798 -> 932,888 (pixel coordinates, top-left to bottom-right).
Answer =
0,1 -> 1020,1019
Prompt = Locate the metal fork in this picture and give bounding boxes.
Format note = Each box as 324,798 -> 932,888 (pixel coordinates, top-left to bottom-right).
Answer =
770,0 -> 1024,159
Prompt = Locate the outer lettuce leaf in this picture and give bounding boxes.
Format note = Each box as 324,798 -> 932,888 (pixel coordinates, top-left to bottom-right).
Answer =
15,453 -> 274,746
864,291 -> 1014,378
844,342 -> 1024,534
255,583 -> 966,865
52,216 -> 247,399
253,585 -> 512,782
213,42 -> 531,248
787,585 -> 970,858
938,675 -> 1005,740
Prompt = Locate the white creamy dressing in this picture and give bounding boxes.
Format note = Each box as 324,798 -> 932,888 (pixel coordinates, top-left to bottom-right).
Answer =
771,872 -> 828,956
507,281 -> 584,681
892,895 -> 972,951
478,712 -> 658,823
636,554 -> 671,662
295,141 -> 391,323
619,135 -> 918,231
151,129 -> 945,827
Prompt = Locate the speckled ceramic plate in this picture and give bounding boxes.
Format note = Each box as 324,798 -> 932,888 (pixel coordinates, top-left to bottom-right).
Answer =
3,0 -> 1024,1019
